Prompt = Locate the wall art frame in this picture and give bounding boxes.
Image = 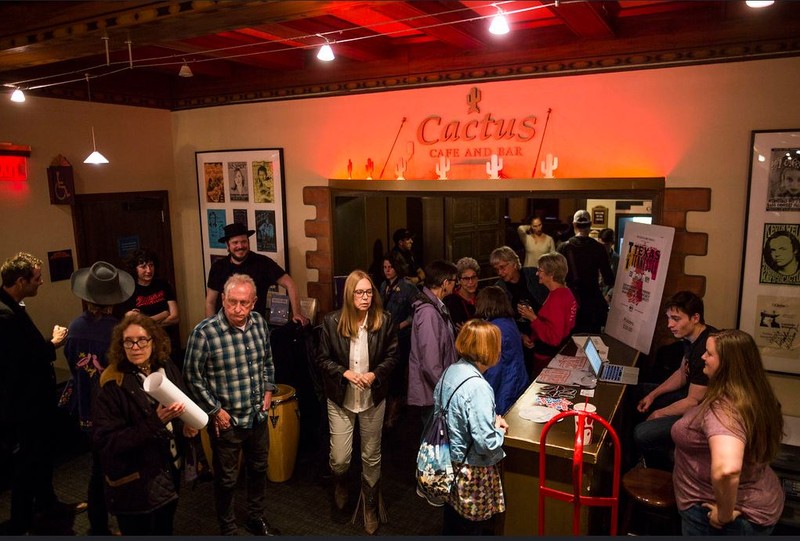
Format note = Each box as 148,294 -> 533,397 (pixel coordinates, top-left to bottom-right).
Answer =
195,148 -> 289,283
737,129 -> 800,375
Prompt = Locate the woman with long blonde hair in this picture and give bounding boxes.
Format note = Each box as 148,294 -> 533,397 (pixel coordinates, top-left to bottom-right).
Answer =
316,269 -> 397,534
671,329 -> 784,535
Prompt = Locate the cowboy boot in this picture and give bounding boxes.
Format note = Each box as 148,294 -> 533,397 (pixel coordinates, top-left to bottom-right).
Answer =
352,476 -> 388,535
332,471 -> 349,511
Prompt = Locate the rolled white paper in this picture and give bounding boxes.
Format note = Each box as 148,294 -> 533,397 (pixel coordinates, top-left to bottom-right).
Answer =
143,371 -> 209,430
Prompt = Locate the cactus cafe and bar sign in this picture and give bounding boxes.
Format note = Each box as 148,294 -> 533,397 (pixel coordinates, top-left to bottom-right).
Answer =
416,86 -> 538,160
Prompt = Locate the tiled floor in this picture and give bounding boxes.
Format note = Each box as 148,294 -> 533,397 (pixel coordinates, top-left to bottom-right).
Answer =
0,407 -> 443,536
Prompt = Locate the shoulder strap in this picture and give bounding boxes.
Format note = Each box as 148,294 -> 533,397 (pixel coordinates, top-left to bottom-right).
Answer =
441,372 -> 480,414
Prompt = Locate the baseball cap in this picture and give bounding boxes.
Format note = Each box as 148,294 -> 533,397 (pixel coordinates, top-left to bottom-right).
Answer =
573,210 -> 591,225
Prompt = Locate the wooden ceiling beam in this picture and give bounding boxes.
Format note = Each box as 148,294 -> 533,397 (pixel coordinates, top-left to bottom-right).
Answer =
368,1 -> 487,50
551,0 -> 616,40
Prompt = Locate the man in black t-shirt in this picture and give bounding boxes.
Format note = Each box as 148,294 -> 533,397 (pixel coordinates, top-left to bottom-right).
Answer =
633,291 -> 716,471
205,223 -> 308,325
558,210 -> 614,333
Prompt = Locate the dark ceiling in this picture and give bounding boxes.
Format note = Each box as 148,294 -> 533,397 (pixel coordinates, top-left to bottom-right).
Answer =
2,1 -> 799,111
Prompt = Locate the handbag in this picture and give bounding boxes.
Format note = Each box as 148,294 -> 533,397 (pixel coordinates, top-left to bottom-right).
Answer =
415,370 -> 478,506
448,461 -> 505,521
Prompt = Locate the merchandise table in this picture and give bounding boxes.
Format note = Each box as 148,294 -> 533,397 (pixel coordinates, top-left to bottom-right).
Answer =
501,333 -> 640,535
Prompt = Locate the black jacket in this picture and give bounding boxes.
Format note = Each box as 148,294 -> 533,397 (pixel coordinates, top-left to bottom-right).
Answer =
316,310 -> 398,407
93,359 -> 187,515
0,288 -> 57,435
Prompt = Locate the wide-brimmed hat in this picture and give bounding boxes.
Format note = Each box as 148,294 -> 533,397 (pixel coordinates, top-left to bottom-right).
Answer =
71,261 -> 135,305
218,222 -> 256,244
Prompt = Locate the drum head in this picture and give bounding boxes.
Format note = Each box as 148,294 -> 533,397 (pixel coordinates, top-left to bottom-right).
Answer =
272,383 -> 296,403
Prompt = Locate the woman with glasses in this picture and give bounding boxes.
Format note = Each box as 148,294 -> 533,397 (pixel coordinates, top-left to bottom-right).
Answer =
443,257 -> 480,332
517,252 -> 577,377
92,313 -> 198,535
316,270 -> 398,534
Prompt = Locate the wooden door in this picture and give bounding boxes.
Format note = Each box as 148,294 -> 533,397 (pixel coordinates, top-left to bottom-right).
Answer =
72,191 -> 175,288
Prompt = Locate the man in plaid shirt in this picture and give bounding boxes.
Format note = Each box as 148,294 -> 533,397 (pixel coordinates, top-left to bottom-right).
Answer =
184,273 -> 280,536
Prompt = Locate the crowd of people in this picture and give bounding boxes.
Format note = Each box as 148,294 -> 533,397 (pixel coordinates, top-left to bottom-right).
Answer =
0,213 -> 787,536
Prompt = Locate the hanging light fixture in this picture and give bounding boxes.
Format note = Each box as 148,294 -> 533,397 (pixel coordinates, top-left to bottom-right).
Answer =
179,59 -> 193,77
82,74 -> 109,164
10,87 -> 25,102
488,6 -> 510,35
745,1 -> 774,7
316,34 -> 335,61
84,127 -> 109,164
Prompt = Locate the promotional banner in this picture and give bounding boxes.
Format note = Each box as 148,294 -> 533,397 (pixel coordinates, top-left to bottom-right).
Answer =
605,222 -> 675,354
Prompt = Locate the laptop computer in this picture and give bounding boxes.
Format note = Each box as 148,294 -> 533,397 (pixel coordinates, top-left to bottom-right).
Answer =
584,337 -> 639,385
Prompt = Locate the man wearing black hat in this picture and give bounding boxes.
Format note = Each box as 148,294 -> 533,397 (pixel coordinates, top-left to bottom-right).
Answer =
391,228 -> 425,286
0,252 -> 71,534
205,223 -> 308,325
558,210 -> 615,333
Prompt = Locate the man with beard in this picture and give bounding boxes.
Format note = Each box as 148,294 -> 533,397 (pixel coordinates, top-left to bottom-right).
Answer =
205,223 -> 308,325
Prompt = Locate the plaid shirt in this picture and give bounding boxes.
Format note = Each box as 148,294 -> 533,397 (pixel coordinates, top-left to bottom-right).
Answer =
183,309 -> 276,428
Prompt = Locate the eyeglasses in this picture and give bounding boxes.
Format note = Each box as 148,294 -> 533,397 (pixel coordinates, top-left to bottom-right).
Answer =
123,337 -> 153,349
354,289 -> 374,297
460,275 -> 478,282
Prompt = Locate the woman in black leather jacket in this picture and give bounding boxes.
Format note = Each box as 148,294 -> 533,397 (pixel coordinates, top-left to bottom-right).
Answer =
317,269 -> 397,535
93,313 -> 198,535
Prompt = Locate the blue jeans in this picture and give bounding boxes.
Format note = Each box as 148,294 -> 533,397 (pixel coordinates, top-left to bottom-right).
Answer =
679,504 -> 775,536
633,384 -> 687,470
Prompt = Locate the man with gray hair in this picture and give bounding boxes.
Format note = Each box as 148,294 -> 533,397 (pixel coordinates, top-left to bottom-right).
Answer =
184,273 -> 280,536
0,252 -> 71,534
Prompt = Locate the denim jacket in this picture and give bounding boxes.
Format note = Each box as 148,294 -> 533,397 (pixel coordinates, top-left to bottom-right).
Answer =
432,359 -> 506,467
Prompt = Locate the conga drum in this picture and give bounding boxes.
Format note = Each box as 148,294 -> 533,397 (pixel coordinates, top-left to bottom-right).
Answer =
267,384 -> 300,482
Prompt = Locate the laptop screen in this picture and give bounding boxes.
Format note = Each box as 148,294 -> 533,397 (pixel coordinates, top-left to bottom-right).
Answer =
584,338 -> 604,376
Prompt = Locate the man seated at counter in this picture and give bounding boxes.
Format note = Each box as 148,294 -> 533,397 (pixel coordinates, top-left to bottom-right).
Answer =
633,291 -> 716,471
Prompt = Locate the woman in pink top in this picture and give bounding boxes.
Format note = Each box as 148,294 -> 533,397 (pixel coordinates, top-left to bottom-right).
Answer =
518,252 -> 577,377
671,329 -> 784,535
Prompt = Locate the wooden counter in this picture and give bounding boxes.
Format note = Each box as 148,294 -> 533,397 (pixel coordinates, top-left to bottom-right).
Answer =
501,333 -> 640,535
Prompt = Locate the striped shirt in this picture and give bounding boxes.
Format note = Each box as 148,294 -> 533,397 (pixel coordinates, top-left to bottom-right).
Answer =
183,309 -> 277,428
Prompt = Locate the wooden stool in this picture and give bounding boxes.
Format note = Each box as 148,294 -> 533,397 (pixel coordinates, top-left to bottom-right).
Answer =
621,467 -> 680,535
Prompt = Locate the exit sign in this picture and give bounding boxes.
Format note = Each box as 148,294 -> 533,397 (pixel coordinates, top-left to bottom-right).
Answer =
0,144 -> 31,181
0,155 -> 28,181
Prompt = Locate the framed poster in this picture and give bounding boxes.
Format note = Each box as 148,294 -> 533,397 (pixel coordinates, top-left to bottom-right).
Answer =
737,130 -> 800,374
195,148 -> 288,282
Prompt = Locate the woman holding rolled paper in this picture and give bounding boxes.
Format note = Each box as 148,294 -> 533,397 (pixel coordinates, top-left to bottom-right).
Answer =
93,313 -> 198,535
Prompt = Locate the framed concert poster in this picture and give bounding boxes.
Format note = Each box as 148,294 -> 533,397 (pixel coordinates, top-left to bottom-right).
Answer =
195,148 -> 289,282
737,129 -> 800,375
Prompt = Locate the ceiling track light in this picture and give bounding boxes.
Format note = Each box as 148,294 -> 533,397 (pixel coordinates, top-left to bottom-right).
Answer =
10,87 -> 26,102
316,34 -> 335,61
83,74 -> 109,165
489,6 -> 510,36
179,59 -> 193,77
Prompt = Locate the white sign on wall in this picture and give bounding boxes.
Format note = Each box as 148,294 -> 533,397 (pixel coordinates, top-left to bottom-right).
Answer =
605,222 -> 675,354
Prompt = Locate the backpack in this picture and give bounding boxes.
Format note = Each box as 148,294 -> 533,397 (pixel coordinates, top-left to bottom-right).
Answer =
415,370 -> 478,507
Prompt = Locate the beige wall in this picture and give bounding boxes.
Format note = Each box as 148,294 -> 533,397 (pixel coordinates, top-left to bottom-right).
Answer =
0,98 -> 174,370
3,56 -> 799,412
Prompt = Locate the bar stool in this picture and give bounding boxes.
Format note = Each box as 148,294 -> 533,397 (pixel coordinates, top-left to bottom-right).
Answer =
620,467 -> 680,535
538,409 -> 621,535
